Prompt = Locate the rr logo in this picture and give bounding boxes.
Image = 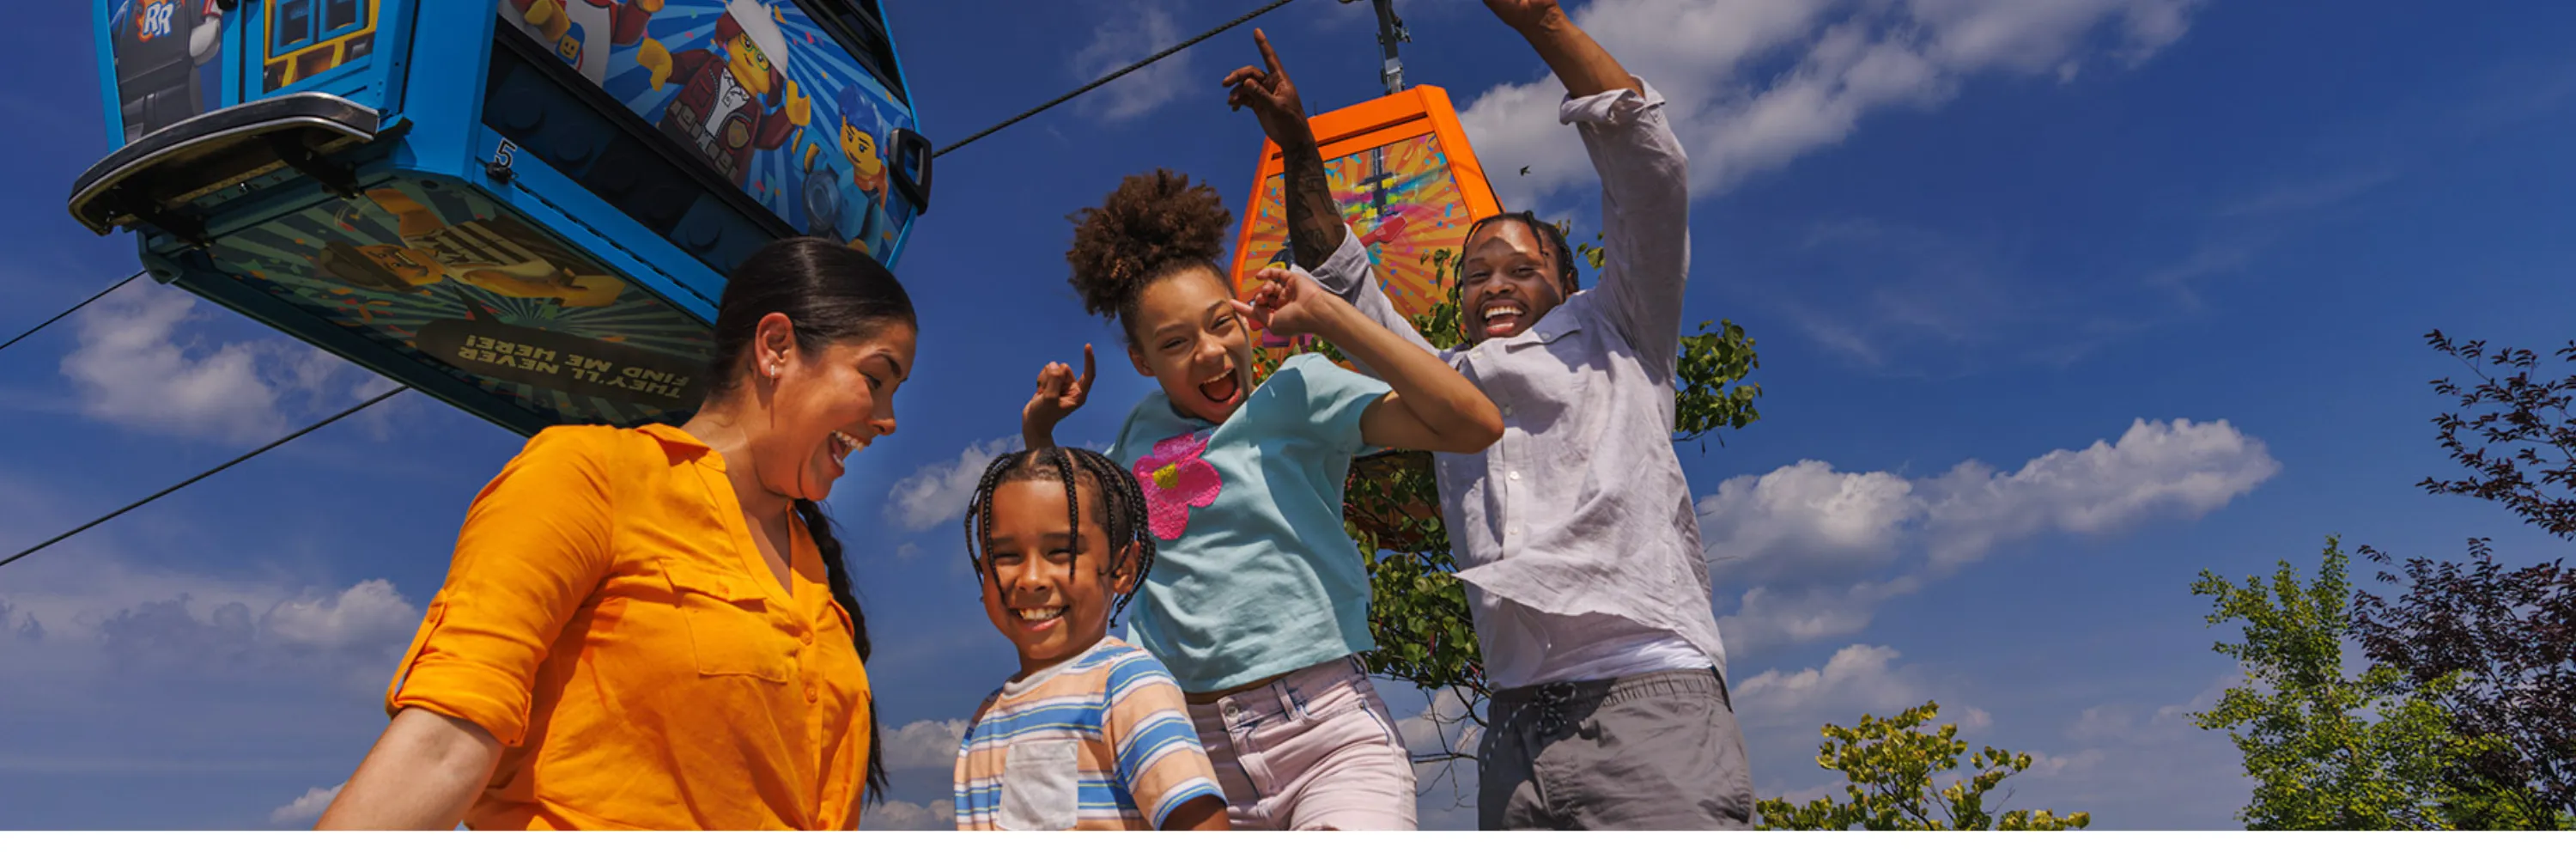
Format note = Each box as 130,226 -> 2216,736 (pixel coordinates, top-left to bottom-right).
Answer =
137,0 -> 176,41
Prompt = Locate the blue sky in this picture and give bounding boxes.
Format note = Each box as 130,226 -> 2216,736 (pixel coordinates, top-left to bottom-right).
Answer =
3,0 -> 2573,831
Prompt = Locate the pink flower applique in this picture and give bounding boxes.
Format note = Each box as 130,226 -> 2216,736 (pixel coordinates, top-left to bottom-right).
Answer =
1134,430 -> 1223,540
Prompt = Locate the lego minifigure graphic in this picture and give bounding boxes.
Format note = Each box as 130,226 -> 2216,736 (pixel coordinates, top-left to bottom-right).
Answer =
797,86 -> 890,255
110,0 -> 226,143
499,0 -> 664,86
316,187 -> 629,308
640,0 -> 811,186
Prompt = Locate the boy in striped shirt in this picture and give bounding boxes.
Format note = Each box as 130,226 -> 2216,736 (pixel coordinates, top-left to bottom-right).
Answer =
954,447 -> 1229,831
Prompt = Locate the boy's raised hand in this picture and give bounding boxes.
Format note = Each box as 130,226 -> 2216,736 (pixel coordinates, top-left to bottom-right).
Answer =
1222,29 -> 1315,150
1022,344 -> 1095,449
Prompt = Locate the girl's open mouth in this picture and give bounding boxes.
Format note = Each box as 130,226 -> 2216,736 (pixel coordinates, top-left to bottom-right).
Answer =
1197,372 -> 1241,406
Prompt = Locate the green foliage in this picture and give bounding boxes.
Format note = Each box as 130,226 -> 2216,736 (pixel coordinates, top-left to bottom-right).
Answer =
1675,320 -> 1761,447
2190,536 -> 2532,830
1754,700 -> 2091,831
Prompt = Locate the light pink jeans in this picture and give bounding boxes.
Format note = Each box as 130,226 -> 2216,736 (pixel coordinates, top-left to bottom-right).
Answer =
1186,656 -> 1419,831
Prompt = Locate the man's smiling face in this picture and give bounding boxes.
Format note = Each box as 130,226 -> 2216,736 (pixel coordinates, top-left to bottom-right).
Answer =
1459,218 -> 1567,343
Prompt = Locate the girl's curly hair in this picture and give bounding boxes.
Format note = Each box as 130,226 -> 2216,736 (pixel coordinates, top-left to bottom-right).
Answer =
1065,169 -> 1233,338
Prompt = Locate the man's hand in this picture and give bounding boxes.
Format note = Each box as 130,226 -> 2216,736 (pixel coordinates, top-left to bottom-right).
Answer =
1222,29 -> 1314,150
1482,0 -> 1567,34
1485,0 -> 1631,99
1231,268 -> 1351,342
1022,344 -> 1096,448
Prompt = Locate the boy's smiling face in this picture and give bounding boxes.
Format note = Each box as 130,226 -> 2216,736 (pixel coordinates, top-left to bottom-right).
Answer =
977,478 -> 1136,678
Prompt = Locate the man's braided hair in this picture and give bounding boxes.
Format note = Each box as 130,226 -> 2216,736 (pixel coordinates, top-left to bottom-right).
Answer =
1466,210 -> 1581,293
962,447 -> 1156,620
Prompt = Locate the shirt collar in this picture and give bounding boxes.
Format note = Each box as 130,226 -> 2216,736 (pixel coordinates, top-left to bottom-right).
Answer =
636,423 -> 722,470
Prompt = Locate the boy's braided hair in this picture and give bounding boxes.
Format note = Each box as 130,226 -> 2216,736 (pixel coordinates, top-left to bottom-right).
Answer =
963,446 -> 1156,620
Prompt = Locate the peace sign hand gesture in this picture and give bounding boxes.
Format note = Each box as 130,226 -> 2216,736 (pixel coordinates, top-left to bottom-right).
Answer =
1223,28 -> 1315,150
1230,267 -> 1352,343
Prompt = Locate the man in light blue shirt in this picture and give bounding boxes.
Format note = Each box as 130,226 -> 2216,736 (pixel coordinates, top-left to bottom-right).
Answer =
1224,0 -> 1755,829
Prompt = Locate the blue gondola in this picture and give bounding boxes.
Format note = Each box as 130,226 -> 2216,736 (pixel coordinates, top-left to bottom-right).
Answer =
70,0 -> 934,436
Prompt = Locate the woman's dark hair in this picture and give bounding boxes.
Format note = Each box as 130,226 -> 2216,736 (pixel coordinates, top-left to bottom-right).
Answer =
703,236 -> 917,803
963,447 -> 1157,621
1065,169 -> 1233,340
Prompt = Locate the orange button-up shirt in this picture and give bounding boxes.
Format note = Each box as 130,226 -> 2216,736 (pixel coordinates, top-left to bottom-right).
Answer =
386,423 -> 873,830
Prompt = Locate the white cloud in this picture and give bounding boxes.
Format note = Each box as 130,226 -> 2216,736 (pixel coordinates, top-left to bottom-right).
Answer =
1704,418 -> 2277,651
1989,674 -> 2251,826
59,284 -> 364,444
264,580 -> 419,651
2,553 -> 422,691
885,436 -> 1021,531
1733,643 -> 1925,730
1461,0 -> 2204,204
861,797 -> 954,831
269,782 -> 342,825
1698,461 -> 1918,586
1072,2 -> 1194,122
1917,417 -> 2282,568
879,718 -> 968,771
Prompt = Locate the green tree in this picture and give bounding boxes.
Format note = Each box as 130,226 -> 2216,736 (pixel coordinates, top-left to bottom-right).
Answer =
2190,536 -> 2530,829
1753,700 -> 2091,831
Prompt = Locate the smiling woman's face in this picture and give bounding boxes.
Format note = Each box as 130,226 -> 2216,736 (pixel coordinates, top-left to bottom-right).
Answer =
752,321 -> 916,503
1125,266 -> 1257,424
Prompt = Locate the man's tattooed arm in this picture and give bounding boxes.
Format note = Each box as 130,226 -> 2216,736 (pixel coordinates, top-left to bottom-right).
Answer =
1282,133 -> 1346,271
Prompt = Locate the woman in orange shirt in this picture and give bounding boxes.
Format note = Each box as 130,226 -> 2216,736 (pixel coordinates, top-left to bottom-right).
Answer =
316,237 -> 915,830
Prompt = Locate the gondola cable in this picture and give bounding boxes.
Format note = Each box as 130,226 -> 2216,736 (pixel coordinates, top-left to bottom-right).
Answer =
6,0 -> 1321,570
0,385 -> 410,570
0,271 -> 139,356
933,0 -> 1305,157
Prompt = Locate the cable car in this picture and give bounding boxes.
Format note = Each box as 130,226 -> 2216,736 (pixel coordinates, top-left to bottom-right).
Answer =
71,0 -> 934,436
1228,84 -> 1501,356
1225,84 -> 1503,551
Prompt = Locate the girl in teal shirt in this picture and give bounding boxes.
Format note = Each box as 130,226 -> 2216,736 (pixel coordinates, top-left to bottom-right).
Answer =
1020,170 -> 1501,830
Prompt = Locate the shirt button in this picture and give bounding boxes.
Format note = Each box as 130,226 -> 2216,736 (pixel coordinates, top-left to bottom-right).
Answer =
799,630 -> 814,645
1503,405 -> 1514,417
805,684 -> 820,703
1508,527 -> 1521,536
1508,471 -> 1521,481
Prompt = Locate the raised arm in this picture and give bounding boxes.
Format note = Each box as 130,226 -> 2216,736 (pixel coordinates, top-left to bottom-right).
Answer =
1492,0 -> 1692,379
1020,344 -> 1095,451
1225,29 -> 1345,270
1489,0 -> 1636,98
1237,269 -> 1499,454
1225,31 -> 1444,371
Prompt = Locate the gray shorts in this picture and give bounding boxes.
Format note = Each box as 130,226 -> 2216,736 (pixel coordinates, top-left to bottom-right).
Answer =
1478,667 -> 1757,830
